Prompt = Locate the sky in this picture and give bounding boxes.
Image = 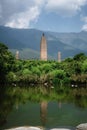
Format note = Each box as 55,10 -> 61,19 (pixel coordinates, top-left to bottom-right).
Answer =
0,0 -> 87,32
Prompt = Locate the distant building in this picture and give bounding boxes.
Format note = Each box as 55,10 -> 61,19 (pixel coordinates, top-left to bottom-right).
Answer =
40,33 -> 47,61
58,51 -> 61,62
16,51 -> 19,60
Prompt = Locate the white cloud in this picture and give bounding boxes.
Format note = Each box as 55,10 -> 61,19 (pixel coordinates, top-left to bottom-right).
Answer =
45,0 -> 87,17
34,0 -> 44,6
5,6 -> 40,28
82,16 -> 87,22
81,16 -> 87,31
0,0 -> 87,28
82,24 -> 87,31
0,0 -> 42,28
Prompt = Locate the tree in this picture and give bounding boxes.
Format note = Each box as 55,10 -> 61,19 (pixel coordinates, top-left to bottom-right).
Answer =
0,43 -> 15,83
50,69 -> 69,85
73,53 -> 86,61
82,59 -> 87,73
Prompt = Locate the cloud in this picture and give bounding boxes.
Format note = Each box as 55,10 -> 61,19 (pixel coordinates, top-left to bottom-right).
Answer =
81,16 -> 87,31
0,0 -> 87,28
34,0 -> 44,6
5,6 -> 40,28
82,24 -> 87,31
0,0 -> 42,28
45,0 -> 87,17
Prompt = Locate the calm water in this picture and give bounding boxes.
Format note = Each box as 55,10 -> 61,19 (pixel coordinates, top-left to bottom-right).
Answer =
0,85 -> 87,130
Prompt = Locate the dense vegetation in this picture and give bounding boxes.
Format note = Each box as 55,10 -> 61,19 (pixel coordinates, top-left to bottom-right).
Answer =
1,42 -> 87,86
0,43 -> 15,83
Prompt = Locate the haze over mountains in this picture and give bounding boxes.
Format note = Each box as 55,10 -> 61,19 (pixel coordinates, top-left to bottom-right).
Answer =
0,26 -> 87,60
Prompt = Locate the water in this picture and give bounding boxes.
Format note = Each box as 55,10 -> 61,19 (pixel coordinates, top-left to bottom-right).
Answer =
0,85 -> 87,130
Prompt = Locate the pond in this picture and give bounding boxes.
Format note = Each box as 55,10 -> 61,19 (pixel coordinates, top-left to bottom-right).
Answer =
0,85 -> 87,130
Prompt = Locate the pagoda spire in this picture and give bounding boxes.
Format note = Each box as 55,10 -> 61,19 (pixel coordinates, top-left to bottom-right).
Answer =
40,33 -> 47,61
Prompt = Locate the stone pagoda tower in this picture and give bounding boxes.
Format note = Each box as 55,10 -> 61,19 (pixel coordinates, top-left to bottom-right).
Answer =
40,33 -> 47,61
15,51 -> 19,60
58,51 -> 61,62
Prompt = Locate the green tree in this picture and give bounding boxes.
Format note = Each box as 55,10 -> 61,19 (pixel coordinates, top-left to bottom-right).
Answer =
50,69 -> 69,85
73,53 -> 86,61
82,59 -> 87,73
0,43 -> 15,83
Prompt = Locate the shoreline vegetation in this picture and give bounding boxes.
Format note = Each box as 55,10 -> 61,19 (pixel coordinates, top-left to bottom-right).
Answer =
1,42 -> 87,87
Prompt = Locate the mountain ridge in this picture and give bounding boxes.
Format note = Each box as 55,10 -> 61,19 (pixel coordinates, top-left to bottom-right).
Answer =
0,26 -> 87,60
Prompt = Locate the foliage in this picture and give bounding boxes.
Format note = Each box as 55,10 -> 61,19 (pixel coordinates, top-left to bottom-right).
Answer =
0,43 -> 15,83
73,53 -> 86,61
1,42 -> 87,86
82,59 -> 87,73
6,72 -> 17,82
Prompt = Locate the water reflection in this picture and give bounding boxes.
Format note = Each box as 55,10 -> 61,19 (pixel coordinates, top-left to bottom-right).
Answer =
40,101 -> 48,126
0,85 -> 87,129
58,101 -> 62,109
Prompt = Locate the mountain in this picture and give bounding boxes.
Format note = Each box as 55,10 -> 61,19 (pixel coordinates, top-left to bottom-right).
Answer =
0,26 -> 87,60
49,31 -> 87,51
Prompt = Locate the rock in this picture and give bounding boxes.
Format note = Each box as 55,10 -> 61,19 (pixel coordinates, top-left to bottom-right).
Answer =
76,123 -> 87,130
6,126 -> 42,130
5,127 -> 72,130
50,128 -> 70,130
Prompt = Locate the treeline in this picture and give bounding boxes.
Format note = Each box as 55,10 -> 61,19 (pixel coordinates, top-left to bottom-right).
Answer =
1,42 -> 87,86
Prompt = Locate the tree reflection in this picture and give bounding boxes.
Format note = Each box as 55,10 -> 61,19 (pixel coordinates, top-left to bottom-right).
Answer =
71,88 -> 87,108
0,86 -> 14,127
0,85 -> 87,128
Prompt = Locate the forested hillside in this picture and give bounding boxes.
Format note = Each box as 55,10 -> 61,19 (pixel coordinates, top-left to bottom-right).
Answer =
0,26 -> 87,59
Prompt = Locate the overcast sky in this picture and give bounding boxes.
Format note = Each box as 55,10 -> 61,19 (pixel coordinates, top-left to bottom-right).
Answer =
0,0 -> 87,32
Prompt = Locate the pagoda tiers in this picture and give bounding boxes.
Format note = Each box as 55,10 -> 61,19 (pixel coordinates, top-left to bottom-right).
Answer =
40,33 -> 47,61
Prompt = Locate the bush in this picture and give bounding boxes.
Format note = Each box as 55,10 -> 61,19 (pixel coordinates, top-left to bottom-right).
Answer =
6,72 -> 17,82
50,70 -> 70,85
